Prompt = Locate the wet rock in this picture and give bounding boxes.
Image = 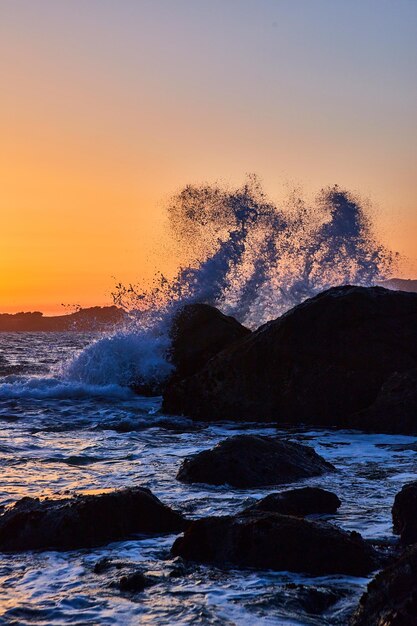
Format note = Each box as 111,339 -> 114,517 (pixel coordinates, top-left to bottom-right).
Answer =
353,369 -> 417,434
0,487 -> 187,552
283,584 -> 348,615
118,571 -> 153,593
243,487 -> 341,516
350,543 -> 417,626
168,303 -> 251,380
94,557 -> 113,574
172,512 -> 378,576
392,481 -> 417,545
93,558 -> 155,593
163,286 -> 417,434
176,435 -> 335,488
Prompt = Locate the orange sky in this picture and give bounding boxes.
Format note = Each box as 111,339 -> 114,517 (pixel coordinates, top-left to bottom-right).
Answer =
1,1 -> 416,314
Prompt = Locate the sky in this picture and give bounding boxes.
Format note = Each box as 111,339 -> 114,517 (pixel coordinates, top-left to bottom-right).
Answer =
1,0 -> 416,314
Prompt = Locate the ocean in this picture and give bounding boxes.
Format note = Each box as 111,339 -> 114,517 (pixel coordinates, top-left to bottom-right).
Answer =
0,331 -> 416,625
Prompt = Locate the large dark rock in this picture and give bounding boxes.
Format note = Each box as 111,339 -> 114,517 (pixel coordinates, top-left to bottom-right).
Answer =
0,487 -> 187,552
352,369 -> 417,434
163,286 -> 417,433
168,303 -> 250,380
176,435 -> 335,488
351,543 -> 417,626
392,481 -> 417,545
244,487 -> 341,516
172,512 -> 378,576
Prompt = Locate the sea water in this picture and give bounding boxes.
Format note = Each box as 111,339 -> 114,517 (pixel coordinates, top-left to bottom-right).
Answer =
0,332 -> 416,625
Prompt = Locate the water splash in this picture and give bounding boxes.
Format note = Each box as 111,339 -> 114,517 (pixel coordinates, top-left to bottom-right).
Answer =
114,176 -> 396,328
65,177 -> 396,391
63,329 -> 173,391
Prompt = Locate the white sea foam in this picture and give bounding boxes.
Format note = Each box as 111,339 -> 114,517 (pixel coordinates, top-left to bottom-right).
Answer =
0,376 -> 135,400
63,328 -> 173,390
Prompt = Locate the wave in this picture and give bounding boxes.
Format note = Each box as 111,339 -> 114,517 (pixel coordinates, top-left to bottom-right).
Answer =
19,177 -> 398,394
62,329 -> 173,390
0,376 -> 135,400
114,176 -> 396,328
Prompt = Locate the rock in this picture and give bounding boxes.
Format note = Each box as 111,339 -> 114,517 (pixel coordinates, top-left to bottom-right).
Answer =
283,584 -> 348,615
118,571 -> 152,593
168,303 -> 251,380
392,481 -> 417,545
93,558 -> 155,593
163,286 -> 417,434
244,487 -> 341,516
171,512 -> 378,576
352,369 -> 417,434
350,543 -> 417,626
0,487 -> 187,552
176,435 -> 335,488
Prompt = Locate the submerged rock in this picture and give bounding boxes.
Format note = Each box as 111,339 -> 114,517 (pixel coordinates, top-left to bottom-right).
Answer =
168,303 -> 250,380
0,487 -> 187,552
93,558 -> 155,593
392,481 -> 417,545
117,571 -> 153,593
176,435 -> 335,488
243,487 -> 341,516
351,543 -> 417,626
163,286 -> 417,433
172,512 -> 377,576
282,584 -> 349,616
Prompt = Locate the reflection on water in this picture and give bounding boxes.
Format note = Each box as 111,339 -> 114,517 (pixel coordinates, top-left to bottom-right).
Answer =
0,333 -> 416,625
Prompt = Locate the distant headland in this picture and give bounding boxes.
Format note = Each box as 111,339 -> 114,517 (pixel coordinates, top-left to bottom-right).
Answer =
1,279 -> 416,331
0,306 -> 128,332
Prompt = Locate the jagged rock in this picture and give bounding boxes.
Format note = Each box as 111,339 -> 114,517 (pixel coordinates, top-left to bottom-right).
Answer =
0,487 -> 186,552
168,303 -> 250,380
172,512 -> 378,576
163,286 -> 417,433
243,487 -> 341,516
350,543 -> 417,626
392,481 -> 417,545
176,435 -> 335,488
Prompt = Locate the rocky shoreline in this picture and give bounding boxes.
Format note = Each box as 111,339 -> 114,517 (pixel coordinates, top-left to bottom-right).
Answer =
2,284 -> 417,624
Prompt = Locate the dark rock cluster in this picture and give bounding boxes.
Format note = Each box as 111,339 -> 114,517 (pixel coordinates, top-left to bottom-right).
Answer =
163,286 -> 417,434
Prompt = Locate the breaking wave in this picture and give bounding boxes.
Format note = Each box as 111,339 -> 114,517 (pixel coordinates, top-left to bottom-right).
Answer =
114,176 -> 396,328
65,176 -> 396,390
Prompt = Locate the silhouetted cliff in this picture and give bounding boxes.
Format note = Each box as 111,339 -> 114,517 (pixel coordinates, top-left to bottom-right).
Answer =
0,306 -> 127,331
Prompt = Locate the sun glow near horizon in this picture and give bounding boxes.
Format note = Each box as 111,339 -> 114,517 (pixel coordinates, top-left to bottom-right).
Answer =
1,0 -> 416,314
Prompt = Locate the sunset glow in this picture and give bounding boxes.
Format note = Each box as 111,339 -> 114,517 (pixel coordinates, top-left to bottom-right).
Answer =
1,0 -> 416,313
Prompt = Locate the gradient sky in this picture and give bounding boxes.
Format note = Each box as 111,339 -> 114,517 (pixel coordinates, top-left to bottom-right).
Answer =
1,0 -> 416,313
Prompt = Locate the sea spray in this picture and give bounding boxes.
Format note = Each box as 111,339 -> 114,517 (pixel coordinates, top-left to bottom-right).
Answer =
114,176 -> 396,328
63,325 -> 173,392
65,177 -> 396,391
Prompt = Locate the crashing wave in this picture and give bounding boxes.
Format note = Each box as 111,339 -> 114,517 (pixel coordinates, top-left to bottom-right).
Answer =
66,176 -> 396,389
113,176 -> 396,328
